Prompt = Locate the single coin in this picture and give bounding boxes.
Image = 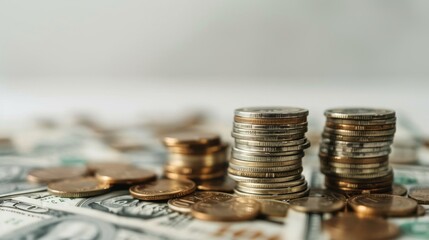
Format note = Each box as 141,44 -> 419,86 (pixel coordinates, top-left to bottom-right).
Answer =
289,196 -> 345,213
236,182 -> 308,195
27,166 -> 89,184
324,108 -> 396,120
321,133 -> 394,143
167,151 -> 227,167
234,188 -> 309,200
325,121 -> 396,131
48,177 -> 111,197
321,165 -> 389,175
409,186 -> 429,204
228,167 -> 303,178
162,132 -> 220,147
323,214 -> 400,240
232,132 -> 305,141
321,139 -> 393,148
234,107 -> 309,119
130,179 -> 196,201
416,205 -> 426,217
233,128 -> 307,136
230,158 -> 301,167
86,162 -> 132,174
96,168 -> 156,185
391,184 -> 407,196
233,121 -> 308,130
228,173 -> 302,183
325,178 -> 392,190
258,199 -> 289,222
229,163 -> 302,173
321,168 -> 392,179
197,177 -> 236,193
191,195 -> 260,221
235,138 -> 307,147
326,185 -> 392,195
326,117 -> 396,126
168,191 -> 232,213
319,149 -> 390,158
166,143 -> 227,155
323,127 -> 396,137
164,169 -> 226,181
319,153 -> 389,164
348,194 -> 418,217
235,141 -> 310,153
232,147 -> 302,157
319,143 -> 391,153
238,176 -> 305,189
320,159 -> 388,169
309,188 -> 347,202
232,152 -> 304,162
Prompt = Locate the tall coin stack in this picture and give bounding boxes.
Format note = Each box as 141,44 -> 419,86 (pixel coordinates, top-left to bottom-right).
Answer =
319,108 -> 396,195
162,132 -> 228,181
229,107 -> 310,200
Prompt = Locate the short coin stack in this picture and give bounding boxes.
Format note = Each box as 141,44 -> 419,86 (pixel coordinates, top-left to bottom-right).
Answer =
229,107 -> 310,200
162,132 -> 228,181
319,108 -> 396,195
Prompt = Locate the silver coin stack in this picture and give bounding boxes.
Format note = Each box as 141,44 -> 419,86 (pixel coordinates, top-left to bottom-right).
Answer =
319,108 -> 396,195
228,107 -> 310,200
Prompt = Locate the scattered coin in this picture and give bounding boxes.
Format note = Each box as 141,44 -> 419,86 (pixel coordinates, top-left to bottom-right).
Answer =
95,168 -> 156,185
168,191 -> 232,213
348,194 -> 417,217
27,166 -> 89,183
257,199 -> 289,223
191,195 -> 260,221
409,186 -> 429,204
47,177 -> 111,197
391,184 -> 408,196
289,195 -> 344,213
130,179 -> 196,201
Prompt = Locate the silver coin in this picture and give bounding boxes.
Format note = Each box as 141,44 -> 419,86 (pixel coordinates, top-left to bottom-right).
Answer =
320,165 -> 389,174
234,188 -> 309,200
235,107 -> 309,119
319,149 -> 390,158
323,127 -> 396,137
228,167 -> 303,178
326,117 -> 396,125
321,139 -> 393,148
319,159 -> 388,169
233,128 -> 307,136
319,144 -> 391,153
236,181 -> 308,195
324,108 -> 395,120
230,158 -> 302,167
228,173 -> 303,183
232,147 -> 302,157
321,133 -> 395,142
233,122 -> 308,130
237,176 -> 305,189
231,152 -> 304,162
232,132 -> 305,141
235,141 -> 310,153
321,167 -> 392,179
228,163 -> 302,173
235,138 -> 308,147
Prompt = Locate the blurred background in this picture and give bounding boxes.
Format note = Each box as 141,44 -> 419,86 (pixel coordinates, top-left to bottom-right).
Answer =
1,0 -> 428,135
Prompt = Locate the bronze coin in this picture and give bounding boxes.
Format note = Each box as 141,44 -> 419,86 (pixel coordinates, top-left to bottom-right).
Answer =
289,196 -> 344,213
162,132 -> 220,147
130,179 -> 196,201
96,168 -> 156,185
257,199 -> 289,222
319,153 -> 388,164
164,163 -> 227,175
164,170 -> 226,181
197,177 -> 236,193
323,213 -> 400,240
166,143 -> 227,155
348,194 -> 418,217
309,188 -> 346,202
48,177 -> 110,197
409,186 -> 429,204
27,166 -> 89,184
191,195 -> 260,221
391,184 -> 407,196
325,178 -> 392,190
168,191 -> 232,213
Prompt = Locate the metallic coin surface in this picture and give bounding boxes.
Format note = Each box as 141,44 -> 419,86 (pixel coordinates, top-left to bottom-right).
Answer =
228,167 -> 303,178
321,139 -> 393,148
130,179 -> 196,201
234,107 -> 309,119
230,158 -> 301,167
391,184 -> 408,196
233,121 -> 308,130
323,127 -> 396,137
232,132 -> 305,141
191,195 -> 260,221
321,133 -> 395,143
96,168 -> 156,184
289,196 -> 345,213
234,116 -> 307,125
319,153 -> 388,164
238,176 -> 305,189
166,143 -> 227,155
323,214 -> 400,240
322,167 -> 392,179
233,127 -> 307,136
48,177 -> 111,197
27,166 -> 89,184
163,132 -> 220,147
232,152 -> 304,162
308,188 -> 347,202
324,108 -> 395,120
326,117 -> 396,125
229,163 -> 301,173
228,173 -> 302,183
164,170 -> 225,181
234,188 -> 309,200
232,147 -> 301,157
325,121 -> 396,131
258,199 -> 289,222
409,186 -> 429,204
86,162 -> 132,174
348,194 -> 418,217
236,181 -> 307,195
168,191 -> 232,213
235,142 -> 310,152
235,138 -> 307,147
197,177 -> 236,193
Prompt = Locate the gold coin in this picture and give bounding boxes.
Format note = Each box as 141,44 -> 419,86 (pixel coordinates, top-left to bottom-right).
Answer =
47,177 -> 110,197
168,191 -> 232,213
197,177 -> 236,193
164,170 -> 226,181
86,162 -> 132,174
234,116 -> 307,125
96,168 -> 156,185
27,166 -> 89,183
323,213 -> 400,240
130,179 -> 196,201
164,163 -> 227,175
325,121 -> 396,131
166,143 -> 228,155
191,195 -> 260,221
348,194 -> 418,217
391,184 -> 407,196
409,186 -> 429,204
162,132 -> 220,147
289,195 -> 344,213
257,199 -> 289,222
167,151 -> 227,167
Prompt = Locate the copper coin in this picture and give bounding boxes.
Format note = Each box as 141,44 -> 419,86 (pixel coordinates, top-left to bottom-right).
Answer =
197,177 -> 236,193
348,194 -> 418,217
164,170 -> 226,181
409,186 -> 429,204
27,166 -> 89,183
391,184 -> 407,196
258,199 -> 289,222
191,195 -> 260,221
325,178 -> 392,190
164,163 -> 227,175
86,162 -> 132,174
95,168 -> 156,185
289,196 -> 344,213
130,179 -> 196,201
168,191 -> 232,213
323,213 -> 400,240
166,143 -> 227,155
162,132 -> 220,147
319,153 -> 388,164
47,177 -> 110,197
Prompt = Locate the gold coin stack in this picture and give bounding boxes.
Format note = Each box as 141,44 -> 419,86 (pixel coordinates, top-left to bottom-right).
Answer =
319,108 -> 396,195
229,107 -> 310,200
162,132 -> 228,181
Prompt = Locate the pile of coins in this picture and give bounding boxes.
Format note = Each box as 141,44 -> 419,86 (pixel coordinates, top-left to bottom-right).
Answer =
162,132 -> 228,181
229,107 -> 310,200
319,108 -> 396,195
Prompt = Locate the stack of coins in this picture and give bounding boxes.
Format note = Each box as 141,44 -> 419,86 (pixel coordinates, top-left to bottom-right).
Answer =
162,132 -> 228,181
319,108 -> 396,195
229,107 -> 310,200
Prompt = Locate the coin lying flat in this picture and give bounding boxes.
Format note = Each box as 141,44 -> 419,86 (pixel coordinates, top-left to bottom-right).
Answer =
168,191 -> 232,213
289,195 -> 344,213
324,108 -> 396,120
348,194 -> 417,217
191,195 -> 260,221
130,179 -> 196,201
408,186 -> 429,204
391,184 -> 407,196
27,166 -> 89,183
96,168 -> 156,185
234,116 -> 307,125
234,107 -> 309,119
162,132 -> 220,147
258,199 -> 289,222
48,177 -> 111,197
323,214 -> 400,240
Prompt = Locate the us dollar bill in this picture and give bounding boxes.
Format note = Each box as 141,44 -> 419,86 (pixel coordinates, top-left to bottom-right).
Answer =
16,191 -> 283,240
